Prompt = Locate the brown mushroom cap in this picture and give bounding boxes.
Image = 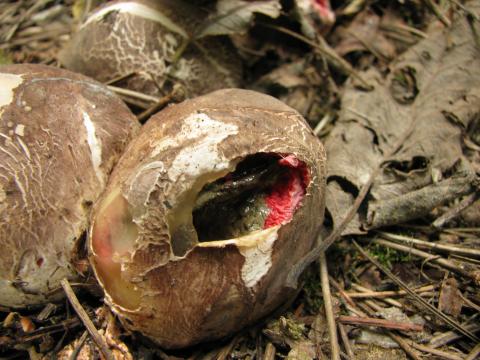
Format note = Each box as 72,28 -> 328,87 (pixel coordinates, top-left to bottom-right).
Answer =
59,0 -> 242,98
89,89 -> 326,348
0,64 -> 140,308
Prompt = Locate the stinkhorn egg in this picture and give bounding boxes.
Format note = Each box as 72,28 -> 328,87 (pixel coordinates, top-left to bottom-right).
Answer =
60,0 -> 242,98
0,64 -> 140,308
89,89 -> 326,348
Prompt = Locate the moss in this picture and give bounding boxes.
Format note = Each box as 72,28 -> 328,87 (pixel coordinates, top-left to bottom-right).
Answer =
367,243 -> 411,269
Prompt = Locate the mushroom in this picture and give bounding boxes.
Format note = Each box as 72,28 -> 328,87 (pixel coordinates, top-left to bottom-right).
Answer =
89,89 -> 326,348
59,0 -> 242,98
0,64 -> 140,308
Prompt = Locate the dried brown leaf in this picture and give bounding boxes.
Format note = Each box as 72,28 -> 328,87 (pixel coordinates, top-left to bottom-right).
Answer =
325,2 -> 480,233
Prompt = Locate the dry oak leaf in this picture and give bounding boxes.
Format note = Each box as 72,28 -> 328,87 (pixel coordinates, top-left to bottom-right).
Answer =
325,1 -> 480,234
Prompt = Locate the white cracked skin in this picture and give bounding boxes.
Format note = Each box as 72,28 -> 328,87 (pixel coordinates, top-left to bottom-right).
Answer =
83,1 -> 188,37
0,73 -> 23,116
82,111 -> 104,187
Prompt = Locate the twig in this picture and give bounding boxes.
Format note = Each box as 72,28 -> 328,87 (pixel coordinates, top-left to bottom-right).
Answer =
429,323 -> 480,348
388,332 -> 422,360
338,316 -> 423,332
367,173 -> 478,229
286,114 -> 417,289
352,240 -> 480,343
433,192 -> 480,228
107,85 -> 160,103
263,342 -> 276,360
409,342 -> 464,360
465,342 -> 480,360
379,23 -> 428,39
338,323 -> 355,359
350,283 -> 404,308
69,331 -> 88,360
346,284 -> 436,299
61,279 -> 114,360
371,238 -> 475,280
422,0 -> 452,27
260,23 -> 372,89
313,113 -> 332,136
320,252 -> 341,360
104,72 -> 136,86
137,85 -> 185,122
447,0 -> 480,21
378,231 -> 480,259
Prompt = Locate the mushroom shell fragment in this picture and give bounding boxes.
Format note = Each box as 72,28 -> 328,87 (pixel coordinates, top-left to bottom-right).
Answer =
59,0 -> 242,98
0,64 -> 140,308
89,89 -> 326,348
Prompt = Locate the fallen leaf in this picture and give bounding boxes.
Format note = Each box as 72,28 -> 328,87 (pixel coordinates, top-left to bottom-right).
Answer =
197,0 -> 281,38
438,278 -> 463,318
334,10 -> 396,61
325,1 -> 480,233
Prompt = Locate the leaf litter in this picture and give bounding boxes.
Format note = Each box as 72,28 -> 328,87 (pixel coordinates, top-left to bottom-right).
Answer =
1,0 -> 480,359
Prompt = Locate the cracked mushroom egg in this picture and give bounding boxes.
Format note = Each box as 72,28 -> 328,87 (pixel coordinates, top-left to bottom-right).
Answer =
89,89 -> 326,348
59,0 -> 242,98
0,64 -> 140,308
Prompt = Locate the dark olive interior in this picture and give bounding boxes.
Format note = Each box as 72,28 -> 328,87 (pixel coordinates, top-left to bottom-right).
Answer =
193,153 -> 287,242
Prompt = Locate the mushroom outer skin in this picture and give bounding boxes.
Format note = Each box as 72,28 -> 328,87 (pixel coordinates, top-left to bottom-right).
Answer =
59,0 -> 242,98
89,88 -> 327,349
0,64 -> 140,308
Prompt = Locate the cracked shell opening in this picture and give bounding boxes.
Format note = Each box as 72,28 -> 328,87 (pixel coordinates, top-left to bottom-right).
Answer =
170,153 -> 310,256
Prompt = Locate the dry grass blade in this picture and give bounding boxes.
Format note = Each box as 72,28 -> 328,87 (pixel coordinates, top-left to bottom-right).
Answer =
61,279 -> 115,360
352,240 -> 480,343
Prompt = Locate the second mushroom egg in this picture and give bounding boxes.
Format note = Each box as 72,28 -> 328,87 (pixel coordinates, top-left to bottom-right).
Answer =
60,0 -> 242,98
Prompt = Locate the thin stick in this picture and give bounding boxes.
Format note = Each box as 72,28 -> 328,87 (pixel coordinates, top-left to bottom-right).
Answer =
388,332 -> 422,360
69,331 -> 88,360
107,85 -> 160,103
320,252 -> 341,360
422,0 -> 451,27
350,283 -> 403,308
346,284 -> 436,298
410,342 -> 464,360
137,86 -> 184,122
338,323 -> 355,359
429,323 -> 480,348
60,279 -> 114,360
433,192 -> 480,228
313,113 -> 332,136
378,231 -> 480,259
465,342 -> 480,360
338,316 -> 423,332
371,238 -> 475,280
352,241 -> 480,343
